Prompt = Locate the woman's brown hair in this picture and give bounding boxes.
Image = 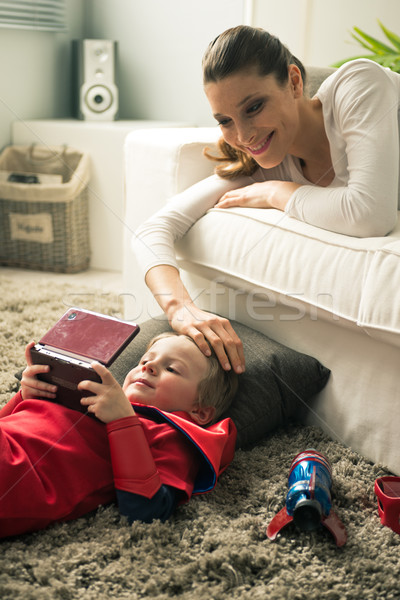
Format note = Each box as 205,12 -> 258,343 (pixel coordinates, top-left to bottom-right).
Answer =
202,25 -> 306,179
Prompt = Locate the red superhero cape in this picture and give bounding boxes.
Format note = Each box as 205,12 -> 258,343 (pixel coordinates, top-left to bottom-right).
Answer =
133,404 -> 237,495
0,392 -> 236,537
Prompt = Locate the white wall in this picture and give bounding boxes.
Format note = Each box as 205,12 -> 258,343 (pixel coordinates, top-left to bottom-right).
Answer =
84,0 -> 246,126
2,0 -> 400,149
252,0 -> 400,67
84,0 -> 400,125
0,0 -> 84,149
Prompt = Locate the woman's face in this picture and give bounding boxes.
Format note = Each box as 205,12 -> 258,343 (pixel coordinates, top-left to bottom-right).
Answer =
204,65 -> 303,169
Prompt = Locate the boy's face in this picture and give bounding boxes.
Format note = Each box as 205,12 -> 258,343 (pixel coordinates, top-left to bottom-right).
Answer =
123,336 -> 210,416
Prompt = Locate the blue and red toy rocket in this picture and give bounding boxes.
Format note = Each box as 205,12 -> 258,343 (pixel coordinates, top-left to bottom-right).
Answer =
267,450 -> 347,546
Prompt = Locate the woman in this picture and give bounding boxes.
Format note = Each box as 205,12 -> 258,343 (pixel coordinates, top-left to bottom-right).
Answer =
133,25 -> 399,373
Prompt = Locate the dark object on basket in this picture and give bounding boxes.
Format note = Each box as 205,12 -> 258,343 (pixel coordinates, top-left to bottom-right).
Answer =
0,145 -> 90,273
267,450 -> 347,546
8,172 -> 39,184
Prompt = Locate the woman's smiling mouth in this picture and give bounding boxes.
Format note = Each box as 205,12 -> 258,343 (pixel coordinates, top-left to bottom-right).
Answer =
246,131 -> 274,155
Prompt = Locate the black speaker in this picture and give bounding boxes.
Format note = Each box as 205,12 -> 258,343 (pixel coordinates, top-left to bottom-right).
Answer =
72,39 -> 119,121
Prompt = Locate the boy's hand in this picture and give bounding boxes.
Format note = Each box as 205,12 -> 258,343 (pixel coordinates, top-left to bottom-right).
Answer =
21,341 -> 58,400
79,362 -> 135,424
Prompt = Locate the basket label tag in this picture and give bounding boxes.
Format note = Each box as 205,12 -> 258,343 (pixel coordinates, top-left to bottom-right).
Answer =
9,212 -> 54,244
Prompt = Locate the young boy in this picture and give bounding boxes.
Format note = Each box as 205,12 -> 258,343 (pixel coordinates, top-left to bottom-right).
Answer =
0,333 -> 238,538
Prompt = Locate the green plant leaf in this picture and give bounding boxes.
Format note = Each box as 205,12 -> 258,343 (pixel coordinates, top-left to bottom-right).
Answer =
350,32 -> 377,53
378,20 -> 400,51
371,53 -> 399,67
332,53 -> 400,73
332,21 -> 400,73
352,26 -> 394,54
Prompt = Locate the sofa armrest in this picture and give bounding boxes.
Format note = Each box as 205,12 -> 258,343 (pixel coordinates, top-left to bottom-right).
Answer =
123,127 -> 220,322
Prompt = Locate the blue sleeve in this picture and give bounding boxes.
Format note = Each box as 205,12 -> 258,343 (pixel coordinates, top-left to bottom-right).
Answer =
115,484 -> 178,524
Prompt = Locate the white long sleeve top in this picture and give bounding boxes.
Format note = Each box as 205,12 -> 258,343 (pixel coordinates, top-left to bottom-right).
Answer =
133,59 -> 400,276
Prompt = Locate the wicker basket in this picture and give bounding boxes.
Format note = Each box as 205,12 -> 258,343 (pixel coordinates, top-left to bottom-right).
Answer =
0,145 -> 91,273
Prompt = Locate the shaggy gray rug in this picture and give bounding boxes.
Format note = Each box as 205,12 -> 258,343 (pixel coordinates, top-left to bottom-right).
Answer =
0,274 -> 399,600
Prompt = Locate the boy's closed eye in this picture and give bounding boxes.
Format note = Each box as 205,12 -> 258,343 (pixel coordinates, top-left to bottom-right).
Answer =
141,359 -> 180,375
166,366 -> 179,374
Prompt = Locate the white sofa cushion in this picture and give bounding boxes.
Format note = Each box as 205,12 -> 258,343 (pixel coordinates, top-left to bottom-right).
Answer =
123,123 -> 400,474
176,206 -> 400,348
358,238 -> 400,347
124,126 -> 400,349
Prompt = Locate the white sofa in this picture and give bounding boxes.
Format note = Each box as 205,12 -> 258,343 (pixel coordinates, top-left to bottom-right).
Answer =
123,68 -> 400,475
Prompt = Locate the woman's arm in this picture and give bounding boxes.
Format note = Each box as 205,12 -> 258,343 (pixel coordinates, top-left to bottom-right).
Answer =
133,173 -> 251,275
215,180 -> 300,211
287,61 -> 399,237
133,174 -> 250,372
145,265 -> 245,373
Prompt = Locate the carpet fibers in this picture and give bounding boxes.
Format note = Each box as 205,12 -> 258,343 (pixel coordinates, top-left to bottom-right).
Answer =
0,274 -> 399,600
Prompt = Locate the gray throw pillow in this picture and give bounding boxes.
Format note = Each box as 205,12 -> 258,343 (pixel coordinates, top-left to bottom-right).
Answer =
110,317 -> 330,449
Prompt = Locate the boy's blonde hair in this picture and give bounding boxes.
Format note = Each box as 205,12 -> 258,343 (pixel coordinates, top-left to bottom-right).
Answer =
147,332 -> 238,422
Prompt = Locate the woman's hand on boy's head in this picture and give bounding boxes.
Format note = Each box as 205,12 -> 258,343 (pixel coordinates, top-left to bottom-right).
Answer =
169,304 -> 245,374
20,341 -> 58,401
79,362 -> 135,424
